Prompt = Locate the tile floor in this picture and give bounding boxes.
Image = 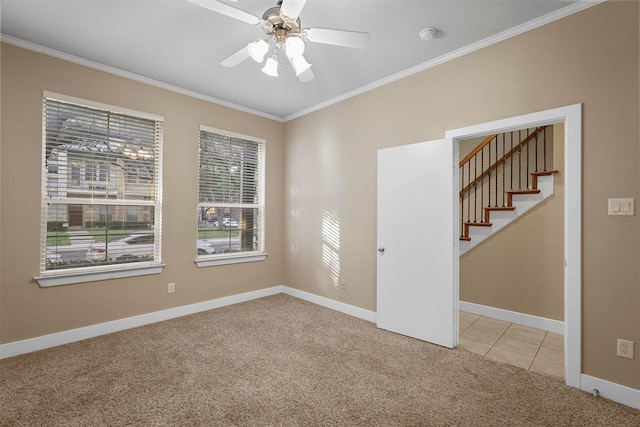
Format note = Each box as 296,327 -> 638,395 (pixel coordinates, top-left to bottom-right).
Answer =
459,311 -> 565,379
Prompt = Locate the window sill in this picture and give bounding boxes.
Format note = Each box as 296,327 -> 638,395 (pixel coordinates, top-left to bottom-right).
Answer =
195,252 -> 268,268
35,263 -> 165,287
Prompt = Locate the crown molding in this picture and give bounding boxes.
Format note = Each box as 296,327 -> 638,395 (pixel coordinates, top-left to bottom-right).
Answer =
283,0 -> 605,122
0,34 -> 285,123
1,0 -> 605,123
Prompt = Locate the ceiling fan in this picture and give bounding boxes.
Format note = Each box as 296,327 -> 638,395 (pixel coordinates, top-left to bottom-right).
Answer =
188,0 -> 370,82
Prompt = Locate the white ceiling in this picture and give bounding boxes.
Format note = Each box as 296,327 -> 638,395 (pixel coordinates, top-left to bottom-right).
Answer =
1,0 -> 593,120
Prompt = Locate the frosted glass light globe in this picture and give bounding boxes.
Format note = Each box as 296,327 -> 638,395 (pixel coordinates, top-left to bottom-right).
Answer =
284,36 -> 305,58
248,39 -> 269,63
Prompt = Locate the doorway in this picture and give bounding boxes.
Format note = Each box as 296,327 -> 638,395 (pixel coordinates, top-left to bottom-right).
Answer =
446,104 -> 582,388
376,104 -> 581,388
457,123 -> 564,377
68,204 -> 83,230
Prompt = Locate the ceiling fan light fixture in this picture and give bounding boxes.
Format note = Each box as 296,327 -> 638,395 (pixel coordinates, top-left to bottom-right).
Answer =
291,55 -> 312,75
284,35 -> 305,58
203,0 -> 370,80
248,39 -> 269,62
261,55 -> 279,77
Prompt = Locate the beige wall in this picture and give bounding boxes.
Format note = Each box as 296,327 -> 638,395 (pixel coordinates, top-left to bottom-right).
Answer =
459,124 -> 564,321
284,2 -> 639,389
0,43 -> 285,343
1,1 -> 639,392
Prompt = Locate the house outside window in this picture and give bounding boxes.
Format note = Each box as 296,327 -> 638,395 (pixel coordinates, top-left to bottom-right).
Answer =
37,92 -> 164,286
196,126 -> 266,267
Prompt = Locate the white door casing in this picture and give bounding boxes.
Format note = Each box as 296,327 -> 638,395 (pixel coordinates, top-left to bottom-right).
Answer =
446,104 -> 582,388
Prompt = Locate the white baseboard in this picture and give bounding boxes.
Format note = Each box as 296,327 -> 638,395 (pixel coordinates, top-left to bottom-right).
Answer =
581,374 -> 640,410
460,301 -> 564,334
0,285 -> 283,359
0,294 -> 560,359
4,286 -> 638,411
281,286 -> 377,323
0,285 -> 379,359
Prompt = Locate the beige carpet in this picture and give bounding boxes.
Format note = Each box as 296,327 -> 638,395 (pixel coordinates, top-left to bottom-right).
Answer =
1,294 -> 639,426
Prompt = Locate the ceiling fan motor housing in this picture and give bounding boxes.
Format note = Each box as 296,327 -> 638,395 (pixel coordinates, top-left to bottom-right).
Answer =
261,6 -> 301,46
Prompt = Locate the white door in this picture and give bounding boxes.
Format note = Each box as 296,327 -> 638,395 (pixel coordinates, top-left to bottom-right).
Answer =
377,138 -> 458,348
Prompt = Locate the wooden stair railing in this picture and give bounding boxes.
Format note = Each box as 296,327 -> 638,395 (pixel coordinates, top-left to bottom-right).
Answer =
459,126 -> 546,196
459,125 -> 556,242
462,170 -> 558,239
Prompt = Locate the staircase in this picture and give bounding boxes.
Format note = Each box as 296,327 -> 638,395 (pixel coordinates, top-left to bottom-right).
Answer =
459,126 -> 558,255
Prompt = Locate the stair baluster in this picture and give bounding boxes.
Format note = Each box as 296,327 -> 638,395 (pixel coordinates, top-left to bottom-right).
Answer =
501,134 -> 506,207
526,129 -> 531,188
494,136 -> 499,207
543,128 -> 547,171
490,139 -> 493,211
535,128 -> 539,172
510,132 -> 514,191
517,130 -> 522,189
459,125 -> 553,243
481,147 -> 485,220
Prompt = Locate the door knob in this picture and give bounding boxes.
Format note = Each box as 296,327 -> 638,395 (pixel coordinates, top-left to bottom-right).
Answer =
377,247 -> 385,253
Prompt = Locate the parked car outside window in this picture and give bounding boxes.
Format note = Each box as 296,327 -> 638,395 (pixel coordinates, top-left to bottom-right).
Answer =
86,233 -> 215,261
222,217 -> 239,228
86,233 -> 153,261
212,217 -> 238,228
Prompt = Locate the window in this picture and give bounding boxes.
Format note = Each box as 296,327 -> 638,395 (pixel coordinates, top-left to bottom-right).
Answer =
37,93 -> 163,286
196,126 -> 266,266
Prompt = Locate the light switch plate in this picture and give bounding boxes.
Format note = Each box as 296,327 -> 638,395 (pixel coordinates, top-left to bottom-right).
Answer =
608,198 -> 635,216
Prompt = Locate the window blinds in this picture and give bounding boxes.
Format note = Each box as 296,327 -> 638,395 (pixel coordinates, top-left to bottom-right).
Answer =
197,127 -> 265,256
41,95 -> 163,273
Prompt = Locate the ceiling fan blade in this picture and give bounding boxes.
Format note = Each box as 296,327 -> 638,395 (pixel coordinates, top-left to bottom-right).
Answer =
304,28 -> 370,49
187,0 -> 261,25
279,0 -> 307,20
220,44 -> 251,67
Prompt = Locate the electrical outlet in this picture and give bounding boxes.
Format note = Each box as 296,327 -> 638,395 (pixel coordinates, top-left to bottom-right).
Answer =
616,338 -> 634,359
340,280 -> 347,290
168,282 -> 175,294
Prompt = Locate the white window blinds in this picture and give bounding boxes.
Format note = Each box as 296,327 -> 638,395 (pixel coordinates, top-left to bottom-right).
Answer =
197,127 -> 265,257
41,94 -> 163,274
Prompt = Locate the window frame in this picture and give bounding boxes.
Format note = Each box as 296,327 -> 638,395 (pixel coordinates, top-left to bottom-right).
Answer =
35,92 -> 164,287
195,125 -> 267,267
